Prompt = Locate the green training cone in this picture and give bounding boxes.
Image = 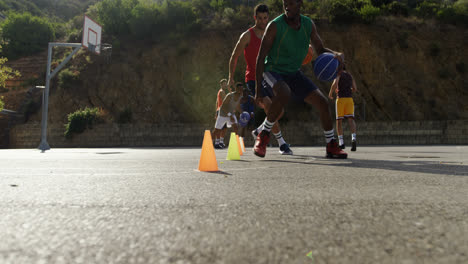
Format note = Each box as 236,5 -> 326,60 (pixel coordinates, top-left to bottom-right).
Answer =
226,132 -> 241,160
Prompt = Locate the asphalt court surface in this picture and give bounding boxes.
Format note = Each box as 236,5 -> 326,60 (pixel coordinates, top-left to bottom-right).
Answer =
0,145 -> 467,263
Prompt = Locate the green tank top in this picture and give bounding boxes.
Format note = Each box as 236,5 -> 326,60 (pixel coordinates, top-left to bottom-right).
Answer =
265,14 -> 312,75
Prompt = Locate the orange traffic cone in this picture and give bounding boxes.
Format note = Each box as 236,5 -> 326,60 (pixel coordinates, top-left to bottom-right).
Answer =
236,134 -> 243,156
198,130 -> 218,172
240,137 -> 245,153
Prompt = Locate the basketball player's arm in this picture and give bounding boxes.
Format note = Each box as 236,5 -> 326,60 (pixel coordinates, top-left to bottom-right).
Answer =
310,21 -> 344,64
220,94 -> 235,122
255,22 -> 276,104
352,78 -> 358,93
215,90 -> 226,117
228,32 -> 250,87
329,76 -> 339,99
236,101 -> 243,115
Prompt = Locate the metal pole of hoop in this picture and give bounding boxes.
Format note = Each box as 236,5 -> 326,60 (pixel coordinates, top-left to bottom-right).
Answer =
38,42 -> 81,151
38,15 -> 105,151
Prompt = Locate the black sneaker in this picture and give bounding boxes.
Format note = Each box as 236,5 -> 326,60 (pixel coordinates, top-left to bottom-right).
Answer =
279,144 -> 293,155
339,144 -> 345,149
351,140 -> 356,151
219,142 -> 226,149
214,143 -> 222,149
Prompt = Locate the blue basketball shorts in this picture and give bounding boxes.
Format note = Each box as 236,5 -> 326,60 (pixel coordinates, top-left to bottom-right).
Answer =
261,71 -> 318,102
246,80 -> 256,96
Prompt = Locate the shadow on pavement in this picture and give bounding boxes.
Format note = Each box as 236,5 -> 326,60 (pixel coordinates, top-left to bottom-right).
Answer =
258,155 -> 467,177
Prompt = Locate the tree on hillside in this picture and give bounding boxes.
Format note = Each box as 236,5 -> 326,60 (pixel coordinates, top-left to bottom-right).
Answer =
0,56 -> 19,111
0,12 -> 55,59
0,0 -> 99,21
0,57 -> 19,88
0,0 -> 43,17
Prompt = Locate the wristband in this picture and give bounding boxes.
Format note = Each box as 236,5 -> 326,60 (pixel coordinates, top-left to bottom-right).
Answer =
227,113 -> 232,117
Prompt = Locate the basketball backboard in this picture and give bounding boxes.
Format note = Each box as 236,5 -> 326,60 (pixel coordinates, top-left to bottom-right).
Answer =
82,15 -> 102,54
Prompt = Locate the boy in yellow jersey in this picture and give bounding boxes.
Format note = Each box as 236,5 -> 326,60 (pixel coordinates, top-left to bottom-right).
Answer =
253,0 -> 347,158
329,67 -> 358,151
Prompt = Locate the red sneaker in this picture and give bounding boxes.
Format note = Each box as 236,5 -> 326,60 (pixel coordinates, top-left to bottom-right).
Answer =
253,130 -> 270,157
326,139 -> 348,159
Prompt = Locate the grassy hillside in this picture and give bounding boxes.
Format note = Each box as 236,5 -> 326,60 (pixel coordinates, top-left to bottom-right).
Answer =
0,0 -> 99,21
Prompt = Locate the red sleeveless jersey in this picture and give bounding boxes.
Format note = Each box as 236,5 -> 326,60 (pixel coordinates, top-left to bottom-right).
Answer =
243,28 -> 261,82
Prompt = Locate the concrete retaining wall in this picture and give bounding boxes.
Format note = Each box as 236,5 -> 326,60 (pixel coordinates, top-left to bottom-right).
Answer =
9,120 -> 468,148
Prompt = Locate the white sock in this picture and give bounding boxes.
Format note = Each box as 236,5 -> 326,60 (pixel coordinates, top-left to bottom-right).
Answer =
215,138 -> 220,144
324,129 -> 335,143
220,137 -> 224,144
338,135 -> 344,146
274,132 -> 286,146
352,133 -> 356,141
256,124 -> 263,134
262,119 -> 275,132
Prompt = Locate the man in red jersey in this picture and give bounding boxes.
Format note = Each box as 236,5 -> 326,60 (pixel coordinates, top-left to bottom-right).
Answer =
228,4 -> 292,155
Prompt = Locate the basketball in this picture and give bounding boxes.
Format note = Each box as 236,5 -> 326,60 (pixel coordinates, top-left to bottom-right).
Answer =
313,52 -> 339,82
301,45 -> 314,66
239,111 -> 251,127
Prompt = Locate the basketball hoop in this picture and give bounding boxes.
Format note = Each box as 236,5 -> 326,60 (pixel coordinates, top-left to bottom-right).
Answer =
88,43 -> 96,52
82,15 -> 102,55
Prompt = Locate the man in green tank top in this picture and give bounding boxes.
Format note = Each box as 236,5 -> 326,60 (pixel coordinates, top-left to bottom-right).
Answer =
253,0 -> 348,159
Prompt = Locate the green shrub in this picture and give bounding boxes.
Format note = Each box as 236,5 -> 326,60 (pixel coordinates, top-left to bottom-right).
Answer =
158,0 -> 198,38
191,0 -> 216,19
0,1 -> 7,10
404,0 -> 425,9
58,69 -> 80,89
67,29 -> 82,43
385,1 -> 410,16
453,0 -> 468,15
64,107 -> 101,138
117,107 -> 132,124
329,0 -> 358,23
0,0 -> 43,16
371,0 -> 393,8
265,0 -> 283,14
52,22 -> 68,40
359,4 -> 380,23
210,0 -> 232,11
1,12 -> 55,59
96,0 -> 198,41
128,1 -> 161,38
437,0 -> 468,26
415,1 -> 440,18
95,0 -> 137,36
0,96 -> 4,112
